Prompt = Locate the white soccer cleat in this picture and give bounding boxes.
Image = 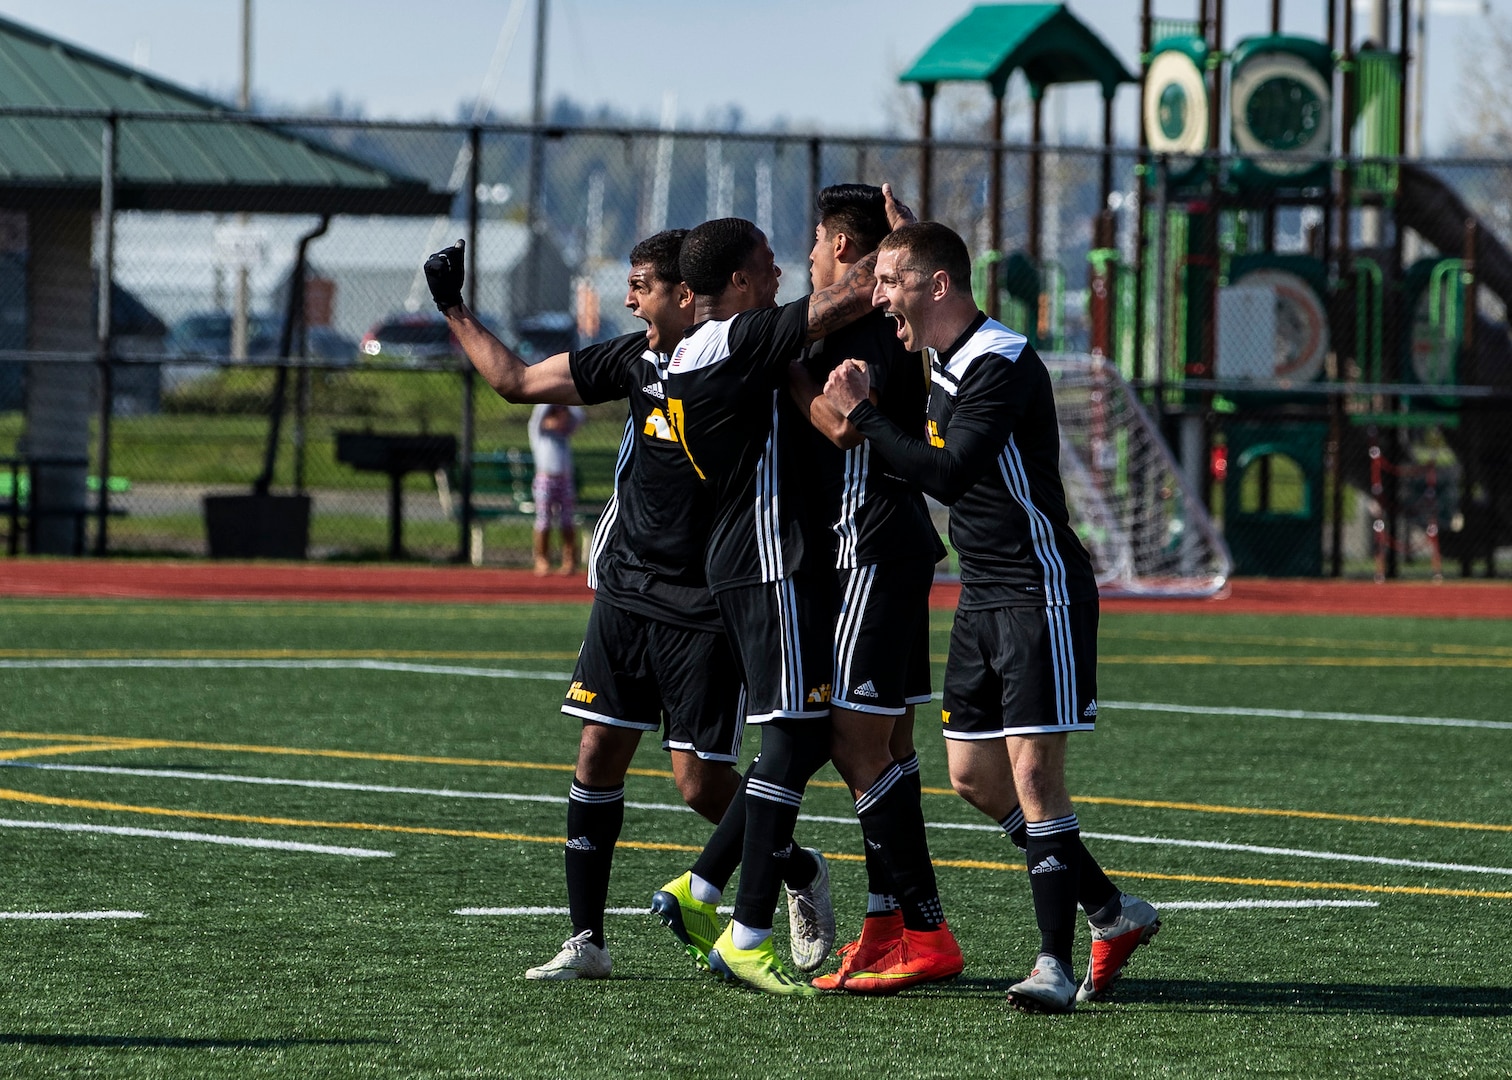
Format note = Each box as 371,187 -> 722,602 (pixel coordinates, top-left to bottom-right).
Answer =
784,848 -> 836,972
1077,892 -> 1161,1003
524,929 -> 613,981
1008,953 -> 1078,1013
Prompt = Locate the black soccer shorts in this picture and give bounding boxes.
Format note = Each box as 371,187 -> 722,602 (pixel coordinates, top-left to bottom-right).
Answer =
561,599 -> 745,762
714,569 -> 837,723
939,600 -> 1099,740
831,559 -> 936,716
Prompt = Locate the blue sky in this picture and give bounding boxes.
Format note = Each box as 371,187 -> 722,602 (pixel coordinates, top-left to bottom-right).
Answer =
0,0 -> 1499,151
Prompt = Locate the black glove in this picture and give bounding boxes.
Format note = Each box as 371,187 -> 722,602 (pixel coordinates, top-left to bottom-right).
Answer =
424,239 -> 466,312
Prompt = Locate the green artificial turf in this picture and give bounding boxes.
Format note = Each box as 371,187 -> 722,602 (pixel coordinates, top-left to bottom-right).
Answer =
0,599 -> 1507,1078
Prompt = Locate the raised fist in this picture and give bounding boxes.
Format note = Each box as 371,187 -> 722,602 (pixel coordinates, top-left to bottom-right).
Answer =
424,239 -> 466,313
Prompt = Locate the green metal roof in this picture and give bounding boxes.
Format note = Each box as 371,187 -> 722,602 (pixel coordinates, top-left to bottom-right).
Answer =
0,14 -> 449,215
900,4 -> 1135,98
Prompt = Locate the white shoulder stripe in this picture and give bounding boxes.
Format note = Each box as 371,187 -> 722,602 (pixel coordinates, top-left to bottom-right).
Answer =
667,319 -> 735,373
939,318 -> 1027,383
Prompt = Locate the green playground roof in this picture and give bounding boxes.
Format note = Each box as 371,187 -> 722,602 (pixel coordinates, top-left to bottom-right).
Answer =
900,3 -> 1135,98
0,14 -> 449,216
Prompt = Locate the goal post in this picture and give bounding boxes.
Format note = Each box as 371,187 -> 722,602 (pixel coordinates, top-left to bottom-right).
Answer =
1046,355 -> 1231,598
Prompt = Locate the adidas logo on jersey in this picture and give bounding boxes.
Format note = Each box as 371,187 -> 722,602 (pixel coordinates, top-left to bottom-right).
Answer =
1083,700 -> 1098,718
641,381 -> 665,400
1030,855 -> 1068,875
851,680 -> 879,699
565,836 -> 596,852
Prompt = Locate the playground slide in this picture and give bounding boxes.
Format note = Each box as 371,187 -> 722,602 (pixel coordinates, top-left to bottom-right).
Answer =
1398,162 -> 1512,390
1391,164 -> 1512,568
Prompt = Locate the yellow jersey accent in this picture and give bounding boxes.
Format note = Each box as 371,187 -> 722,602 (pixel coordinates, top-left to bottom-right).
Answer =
941,709 -> 951,725
642,408 -> 676,442
926,419 -> 945,448
664,397 -> 706,480
806,683 -> 832,704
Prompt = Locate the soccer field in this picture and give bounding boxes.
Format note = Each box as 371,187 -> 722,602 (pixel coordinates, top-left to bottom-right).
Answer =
0,596 -> 1508,1079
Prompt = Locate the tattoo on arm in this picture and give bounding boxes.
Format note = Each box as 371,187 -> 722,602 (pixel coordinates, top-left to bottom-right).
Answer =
805,251 -> 878,341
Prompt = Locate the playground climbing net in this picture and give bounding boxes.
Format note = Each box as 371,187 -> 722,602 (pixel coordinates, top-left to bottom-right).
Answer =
1047,355 -> 1232,597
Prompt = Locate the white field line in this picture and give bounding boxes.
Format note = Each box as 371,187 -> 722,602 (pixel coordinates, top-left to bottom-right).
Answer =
1098,699 -> 1512,732
0,910 -> 146,920
454,906 -> 735,917
1157,900 -> 1380,910
4,657 -> 1502,731
11,763 -> 1509,878
0,817 -> 393,857
455,900 -> 1380,916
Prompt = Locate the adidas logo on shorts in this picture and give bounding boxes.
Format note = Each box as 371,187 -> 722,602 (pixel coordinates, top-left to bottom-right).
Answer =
1030,855 -> 1068,875
851,680 -> 879,699
1083,700 -> 1098,718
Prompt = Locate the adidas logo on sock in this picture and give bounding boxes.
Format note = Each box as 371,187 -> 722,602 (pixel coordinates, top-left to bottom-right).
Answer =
565,836 -> 596,852
773,843 -> 793,859
1030,855 -> 1067,875
1082,699 -> 1098,718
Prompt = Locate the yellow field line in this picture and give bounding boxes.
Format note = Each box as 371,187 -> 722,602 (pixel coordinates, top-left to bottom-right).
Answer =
3,728 -> 1507,834
0,787 -> 700,855
1071,795 -> 1512,833
3,786 -> 1507,901
0,740 -> 162,760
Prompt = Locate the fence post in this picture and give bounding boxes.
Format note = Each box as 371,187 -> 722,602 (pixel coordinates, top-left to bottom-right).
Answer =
93,112 -> 117,556
458,124 -> 481,564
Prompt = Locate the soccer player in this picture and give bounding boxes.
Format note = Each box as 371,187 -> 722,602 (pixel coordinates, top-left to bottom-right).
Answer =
786,184 -> 960,994
425,231 -> 746,981
823,222 -> 1160,1012
650,190 -> 911,996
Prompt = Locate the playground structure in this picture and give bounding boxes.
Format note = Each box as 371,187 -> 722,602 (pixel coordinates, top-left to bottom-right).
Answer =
901,1 -> 1511,578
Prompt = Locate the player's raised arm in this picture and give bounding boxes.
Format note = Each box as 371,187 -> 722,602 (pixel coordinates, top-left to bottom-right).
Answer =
802,183 -> 916,342
424,240 -> 583,405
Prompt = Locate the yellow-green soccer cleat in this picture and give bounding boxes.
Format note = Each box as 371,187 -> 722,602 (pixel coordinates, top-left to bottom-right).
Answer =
708,924 -> 817,998
650,872 -> 721,969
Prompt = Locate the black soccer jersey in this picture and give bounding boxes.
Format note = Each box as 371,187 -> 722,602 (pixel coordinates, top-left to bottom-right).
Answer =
569,330 -> 721,630
797,309 -> 944,570
847,312 -> 1098,609
662,300 -> 813,593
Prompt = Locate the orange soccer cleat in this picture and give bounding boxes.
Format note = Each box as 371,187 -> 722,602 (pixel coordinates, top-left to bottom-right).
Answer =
810,910 -> 904,991
838,921 -> 964,995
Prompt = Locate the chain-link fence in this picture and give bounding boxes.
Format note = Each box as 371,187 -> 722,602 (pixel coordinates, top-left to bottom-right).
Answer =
1,109 -> 1509,575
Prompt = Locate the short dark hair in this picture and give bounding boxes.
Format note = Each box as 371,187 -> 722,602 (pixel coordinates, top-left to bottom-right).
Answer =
628,229 -> 688,286
679,218 -> 761,297
879,222 -> 972,292
817,184 -> 889,255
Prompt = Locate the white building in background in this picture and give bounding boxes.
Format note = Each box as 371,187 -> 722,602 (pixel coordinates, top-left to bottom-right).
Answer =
110,214 -> 573,347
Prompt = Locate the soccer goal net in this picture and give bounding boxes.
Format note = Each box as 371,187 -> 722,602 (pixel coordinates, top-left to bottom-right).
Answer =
1046,355 -> 1231,598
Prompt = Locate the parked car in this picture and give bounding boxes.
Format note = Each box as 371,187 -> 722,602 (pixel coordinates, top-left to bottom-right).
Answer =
166,312 -> 356,362
359,313 -> 459,365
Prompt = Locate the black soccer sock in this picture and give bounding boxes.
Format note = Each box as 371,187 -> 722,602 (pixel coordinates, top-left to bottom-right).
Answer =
999,805 -> 1028,850
1077,836 -> 1121,925
564,777 -> 624,948
691,771 -> 749,894
1024,814 -> 1082,966
731,721 -> 829,931
1011,806 -> 1119,920
856,761 -> 944,931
